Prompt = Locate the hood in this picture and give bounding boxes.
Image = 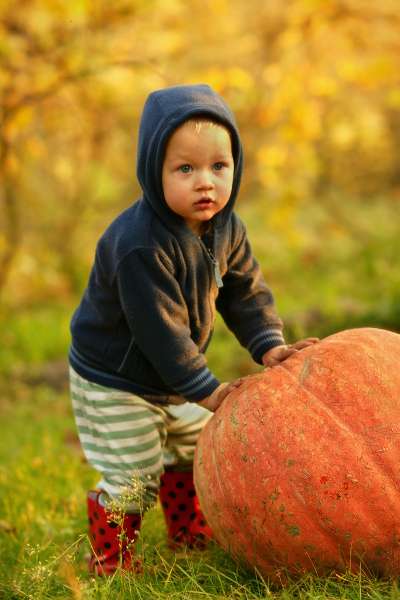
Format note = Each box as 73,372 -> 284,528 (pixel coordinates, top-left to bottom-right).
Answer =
136,84 -> 244,238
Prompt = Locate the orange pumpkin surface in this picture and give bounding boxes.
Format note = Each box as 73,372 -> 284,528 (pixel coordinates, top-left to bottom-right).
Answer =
194,328 -> 400,582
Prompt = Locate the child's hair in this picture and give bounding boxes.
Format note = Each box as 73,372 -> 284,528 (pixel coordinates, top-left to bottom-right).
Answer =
181,116 -> 231,137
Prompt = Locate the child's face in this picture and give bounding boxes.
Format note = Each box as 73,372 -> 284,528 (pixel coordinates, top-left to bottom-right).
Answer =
161,122 -> 234,236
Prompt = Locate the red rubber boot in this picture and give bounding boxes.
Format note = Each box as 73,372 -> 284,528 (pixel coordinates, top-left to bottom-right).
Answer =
87,490 -> 142,576
159,469 -> 213,550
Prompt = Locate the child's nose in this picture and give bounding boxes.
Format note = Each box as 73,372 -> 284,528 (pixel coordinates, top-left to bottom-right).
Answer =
195,170 -> 214,189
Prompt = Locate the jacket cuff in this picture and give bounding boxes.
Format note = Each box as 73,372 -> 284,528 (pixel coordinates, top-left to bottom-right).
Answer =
243,327 -> 285,364
172,367 -> 220,402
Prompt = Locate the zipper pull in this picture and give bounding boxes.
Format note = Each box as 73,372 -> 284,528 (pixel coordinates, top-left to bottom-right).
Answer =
208,250 -> 224,288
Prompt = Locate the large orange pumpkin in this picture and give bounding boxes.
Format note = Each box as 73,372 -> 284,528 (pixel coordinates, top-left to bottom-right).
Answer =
194,328 -> 400,582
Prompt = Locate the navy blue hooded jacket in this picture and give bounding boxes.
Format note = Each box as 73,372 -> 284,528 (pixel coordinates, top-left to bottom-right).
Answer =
69,84 -> 285,405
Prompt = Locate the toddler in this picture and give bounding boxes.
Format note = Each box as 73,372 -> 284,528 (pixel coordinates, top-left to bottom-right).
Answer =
69,84 -> 317,575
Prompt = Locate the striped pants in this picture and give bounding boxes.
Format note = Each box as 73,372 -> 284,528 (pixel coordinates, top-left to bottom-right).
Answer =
70,367 -> 212,513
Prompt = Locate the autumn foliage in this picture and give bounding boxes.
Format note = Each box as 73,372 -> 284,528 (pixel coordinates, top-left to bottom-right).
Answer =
1,0 -> 400,303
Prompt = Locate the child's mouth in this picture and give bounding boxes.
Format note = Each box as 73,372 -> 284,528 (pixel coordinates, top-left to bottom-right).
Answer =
195,198 -> 213,209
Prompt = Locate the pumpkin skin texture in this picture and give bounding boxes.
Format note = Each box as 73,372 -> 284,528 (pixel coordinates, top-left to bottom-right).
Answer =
194,328 -> 400,583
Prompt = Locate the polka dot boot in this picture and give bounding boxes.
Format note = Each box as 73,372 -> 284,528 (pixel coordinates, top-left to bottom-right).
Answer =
87,490 -> 142,576
159,469 -> 214,550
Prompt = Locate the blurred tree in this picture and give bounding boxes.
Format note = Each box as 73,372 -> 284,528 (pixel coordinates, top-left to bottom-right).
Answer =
0,0 -> 399,303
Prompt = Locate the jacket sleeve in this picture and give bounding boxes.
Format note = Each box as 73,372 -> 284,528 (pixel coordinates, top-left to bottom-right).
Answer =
115,247 -> 220,402
216,215 -> 285,364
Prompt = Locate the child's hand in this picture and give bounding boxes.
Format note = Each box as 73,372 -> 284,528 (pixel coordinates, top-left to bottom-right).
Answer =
198,377 -> 251,413
262,338 -> 319,369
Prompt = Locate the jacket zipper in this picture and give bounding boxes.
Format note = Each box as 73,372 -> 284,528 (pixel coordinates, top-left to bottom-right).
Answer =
198,236 -> 224,289
207,249 -> 224,288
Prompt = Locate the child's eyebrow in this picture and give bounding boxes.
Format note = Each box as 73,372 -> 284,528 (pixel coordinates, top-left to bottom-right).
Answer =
165,155 -> 233,167
163,153 -> 192,164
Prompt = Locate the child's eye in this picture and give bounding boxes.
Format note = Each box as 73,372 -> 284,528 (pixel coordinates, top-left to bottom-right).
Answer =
180,165 -> 192,173
213,163 -> 224,171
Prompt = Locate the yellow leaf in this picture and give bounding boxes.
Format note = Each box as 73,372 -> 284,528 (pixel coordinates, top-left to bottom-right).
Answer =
58,561 -> 83,600
0,234 -> 8,253
386,87 -> 400,109
54,158 -> 73,182
3,153 -> 19,175
227,67 -> 254,92
209,0 -> 228,14
186,68 -> 227,95
310,76 -> 337,97
337,59 -> 359,83
262,65 -> 282,87
278,27 -> 303,51
330,123 -> 356,150
26,136 -> 47,159
257,145 -> 286,169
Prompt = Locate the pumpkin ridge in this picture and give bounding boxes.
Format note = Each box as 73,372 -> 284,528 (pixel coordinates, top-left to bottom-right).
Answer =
195,328 -> 400,583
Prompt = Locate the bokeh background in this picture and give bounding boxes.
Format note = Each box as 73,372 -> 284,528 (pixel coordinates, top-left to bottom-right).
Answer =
1,0 -> 400,382
1,2 -> 400,595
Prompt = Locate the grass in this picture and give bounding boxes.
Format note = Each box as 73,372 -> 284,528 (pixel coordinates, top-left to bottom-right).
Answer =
1,194 -> 400,597
1,364 -> 400,598
0,376 -> 399,600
